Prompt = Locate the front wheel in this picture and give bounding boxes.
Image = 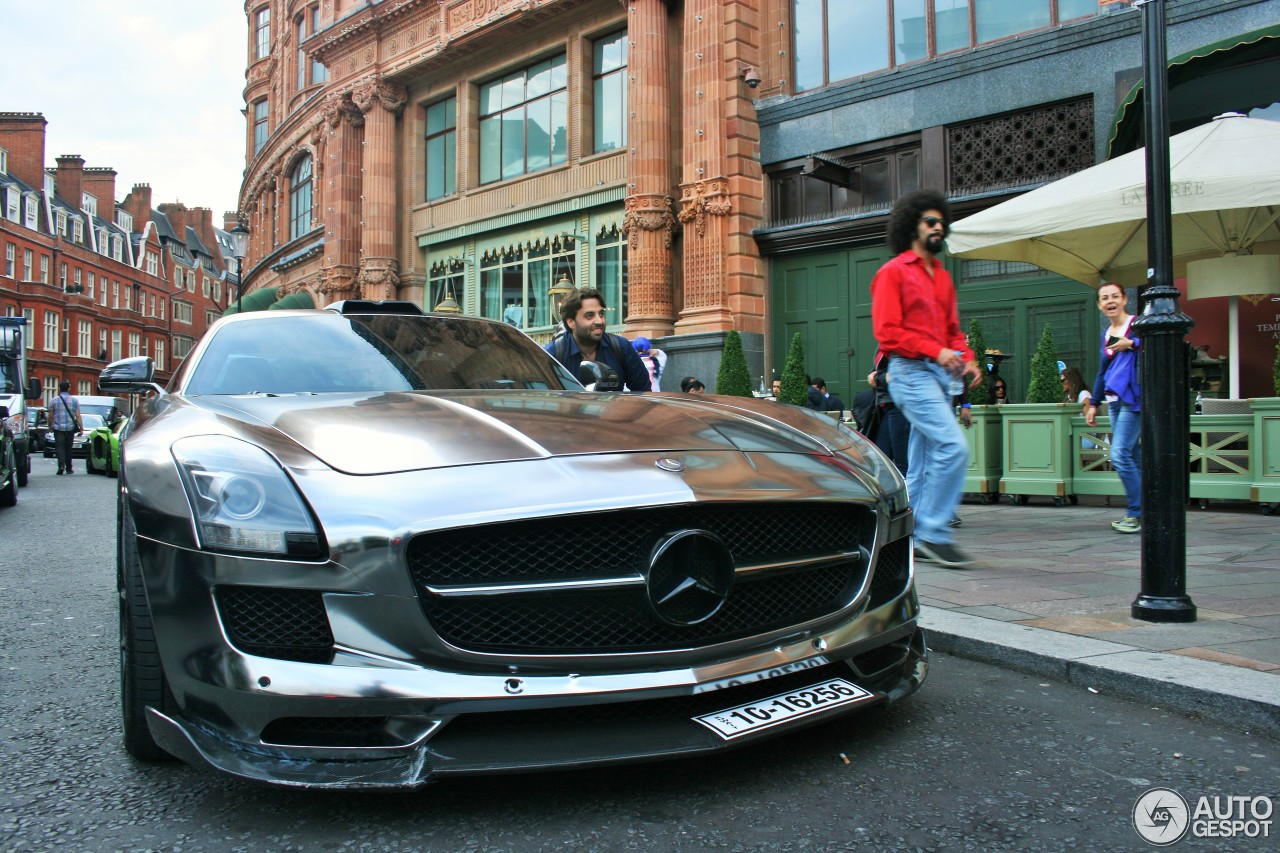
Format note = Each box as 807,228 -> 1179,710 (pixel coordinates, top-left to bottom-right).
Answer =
0,446 -> 16,508
17,450 -> 28,487
119,508 -> 175,761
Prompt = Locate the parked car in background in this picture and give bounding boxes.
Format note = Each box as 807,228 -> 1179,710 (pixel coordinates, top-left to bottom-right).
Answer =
43,413 -> 105,459
86,415 -> 128,477
103,300 -> 923,790
25,407 -> 48,455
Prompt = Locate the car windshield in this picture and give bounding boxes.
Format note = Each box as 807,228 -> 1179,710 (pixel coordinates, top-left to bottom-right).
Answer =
183,313 -> 582,396
81,414 -> 105,431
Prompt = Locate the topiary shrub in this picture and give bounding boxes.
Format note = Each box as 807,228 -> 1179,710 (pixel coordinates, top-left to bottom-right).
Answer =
716,329 -> 754,397
967,319 -> 989,405
1274,341 -> 1280,396
1026,323 -> 1061,404
779,332 -> 809,406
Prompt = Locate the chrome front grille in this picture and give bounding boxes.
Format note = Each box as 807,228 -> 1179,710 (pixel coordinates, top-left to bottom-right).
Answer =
407,503 -> 877,654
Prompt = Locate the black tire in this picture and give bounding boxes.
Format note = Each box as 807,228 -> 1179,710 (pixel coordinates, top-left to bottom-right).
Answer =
86,445 -> 100,475
119,508 -> 176,761
1068,495 -> 1079,506
17,450 -> 28,487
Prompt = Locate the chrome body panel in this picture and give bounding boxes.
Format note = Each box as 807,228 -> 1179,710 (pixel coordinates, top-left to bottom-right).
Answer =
115,308 -> 922,789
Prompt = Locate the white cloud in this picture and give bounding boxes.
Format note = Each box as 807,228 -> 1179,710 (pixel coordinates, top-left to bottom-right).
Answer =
2,0 -> 246,217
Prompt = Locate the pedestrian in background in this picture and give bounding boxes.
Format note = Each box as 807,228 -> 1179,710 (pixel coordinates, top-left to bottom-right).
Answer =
871,189 -> 978,568
1084,282 -> 1142,534
680,376 -> 705,394
50,380 -> 81,475
632,337 -> 667,391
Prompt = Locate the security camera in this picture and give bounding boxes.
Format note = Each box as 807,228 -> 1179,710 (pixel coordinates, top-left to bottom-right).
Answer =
741,66 -> 762,89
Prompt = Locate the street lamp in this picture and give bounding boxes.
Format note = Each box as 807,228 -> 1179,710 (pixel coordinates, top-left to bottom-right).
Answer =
228,223 -> 250,314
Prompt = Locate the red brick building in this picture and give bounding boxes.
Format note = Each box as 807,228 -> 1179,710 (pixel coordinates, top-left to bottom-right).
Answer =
0,112 -> 235,401
237,0 -> 767,389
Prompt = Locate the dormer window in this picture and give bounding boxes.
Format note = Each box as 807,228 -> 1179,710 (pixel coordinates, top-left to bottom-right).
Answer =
82,193 -> 98,216
115,210 -> 132,232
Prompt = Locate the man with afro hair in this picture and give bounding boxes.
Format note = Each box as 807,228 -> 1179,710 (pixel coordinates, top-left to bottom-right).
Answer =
871,190 -> 979,568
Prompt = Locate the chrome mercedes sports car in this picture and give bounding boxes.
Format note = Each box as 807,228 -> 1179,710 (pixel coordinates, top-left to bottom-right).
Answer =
102,300 -> 925,790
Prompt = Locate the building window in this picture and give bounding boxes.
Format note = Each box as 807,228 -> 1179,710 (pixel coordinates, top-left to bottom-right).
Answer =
82,192 -> 97,216
43,310 -> 58,351
425,98 -> 457,202
4,188 -> 17,221
175,302 -> 193,325
111,329 -> 122,361
39,255 -> 49,283
77,379 -> 92,396
112,235 -> 123,262
23,249 -> 33,281
254,6 -> 271,59
23,309 -> 34,349
112,280 -> 119,309
479,235 -> 577,329
24,196 -> 37,229
73,268 -> 82,293
56,210 -> 67,236
428,257 -> 467,313
155,339 -> 166,371
128,332 -> 141,358
116,210 -> 132,232
87,272 -> 95,300
296,6 -> 327,92
289,155 -> 313,239
98,328 -> 107,359
253,100 -> 269,153
78,320 -> 92,357
73,219 -> 83,243
793,0 -> 1098,92
593,32 -> 628,153
59,263 -> 68,289
4,243 -> 13,277
594,224 -> 628,323
0,147 -> 6,174
146,251 -> 159,276
479,55 -> 568,184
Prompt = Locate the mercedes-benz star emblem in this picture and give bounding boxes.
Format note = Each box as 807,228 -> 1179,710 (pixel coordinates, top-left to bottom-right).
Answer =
646,530 -> 735,626
655,457 -> 685,473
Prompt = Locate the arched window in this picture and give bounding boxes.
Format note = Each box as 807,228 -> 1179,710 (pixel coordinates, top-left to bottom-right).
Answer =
289,155 -> 313,239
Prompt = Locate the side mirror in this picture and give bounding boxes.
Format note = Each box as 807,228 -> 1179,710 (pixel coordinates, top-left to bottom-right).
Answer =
99,356 -> 156,395
25,378 -> 41,401
0,405 -> 9,420
577,360 -> 622,392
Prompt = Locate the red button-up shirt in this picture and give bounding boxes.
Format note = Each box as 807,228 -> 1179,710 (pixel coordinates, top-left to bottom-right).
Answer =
871,250 -> 973,363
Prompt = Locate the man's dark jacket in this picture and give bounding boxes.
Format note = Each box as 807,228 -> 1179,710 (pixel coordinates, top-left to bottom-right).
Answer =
545,332 -> 652,392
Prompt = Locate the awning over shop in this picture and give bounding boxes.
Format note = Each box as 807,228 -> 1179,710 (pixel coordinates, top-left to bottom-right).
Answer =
267,290 -> 317,310
221,286 -> 279,316
1108,23 -> 1280,157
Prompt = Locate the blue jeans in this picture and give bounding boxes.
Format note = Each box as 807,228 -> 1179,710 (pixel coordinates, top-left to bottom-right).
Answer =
874,403 -> 911,475
1109,401 -> 1142,518
888,357 -> 969,546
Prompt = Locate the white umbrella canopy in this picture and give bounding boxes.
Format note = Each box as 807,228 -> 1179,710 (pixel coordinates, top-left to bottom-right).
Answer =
947,113 -> 1280,288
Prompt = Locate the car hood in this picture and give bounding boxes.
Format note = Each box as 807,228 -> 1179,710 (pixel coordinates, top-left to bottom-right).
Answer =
194,391 -> 850,476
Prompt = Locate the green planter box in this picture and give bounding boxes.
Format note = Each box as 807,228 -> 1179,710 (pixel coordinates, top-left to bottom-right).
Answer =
962,405 -> 1002,503
1251,397 -> 1280,510
999,403 -> 1075,505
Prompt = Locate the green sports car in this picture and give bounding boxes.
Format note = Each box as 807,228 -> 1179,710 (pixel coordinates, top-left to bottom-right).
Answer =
85,415 -> 127,477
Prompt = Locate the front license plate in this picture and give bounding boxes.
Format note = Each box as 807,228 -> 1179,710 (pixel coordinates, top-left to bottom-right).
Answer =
693,677 -> 876,740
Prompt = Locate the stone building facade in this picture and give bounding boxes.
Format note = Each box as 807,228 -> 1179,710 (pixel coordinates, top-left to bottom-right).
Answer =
237,0 -> 768,390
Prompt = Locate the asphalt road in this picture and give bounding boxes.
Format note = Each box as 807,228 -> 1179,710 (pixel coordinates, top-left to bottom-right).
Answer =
2,458 -> 1277,852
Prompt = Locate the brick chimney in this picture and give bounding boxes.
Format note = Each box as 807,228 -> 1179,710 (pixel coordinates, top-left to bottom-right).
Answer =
223,211 -> 240,231
121,183 -> 153,233
82,167 -> 117,220
190,208 -> 222,269
54,154 -> 85,208
0,112 -> 48,191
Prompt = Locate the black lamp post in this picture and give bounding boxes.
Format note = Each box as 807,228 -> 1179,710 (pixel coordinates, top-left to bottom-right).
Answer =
1131,0 -> 1196,623
228,223 -> 250,314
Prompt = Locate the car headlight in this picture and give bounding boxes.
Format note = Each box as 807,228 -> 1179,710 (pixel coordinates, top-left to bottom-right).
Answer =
172,435 -> 325,558
3,412 -> 22,435
835,422 -> 909,513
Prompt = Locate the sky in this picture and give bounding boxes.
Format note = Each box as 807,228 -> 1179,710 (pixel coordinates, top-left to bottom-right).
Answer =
3,0 -> 247,219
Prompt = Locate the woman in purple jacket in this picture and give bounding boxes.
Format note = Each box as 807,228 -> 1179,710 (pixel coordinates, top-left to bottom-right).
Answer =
1083,282 -> 1141,534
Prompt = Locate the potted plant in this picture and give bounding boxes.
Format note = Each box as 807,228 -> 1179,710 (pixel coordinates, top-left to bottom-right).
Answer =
716,330 -> 753,398
962,319 -> 1002,503
778,332 -> 809,406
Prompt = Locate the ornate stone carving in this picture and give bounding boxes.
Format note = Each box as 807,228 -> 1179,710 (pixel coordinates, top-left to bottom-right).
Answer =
318,265 -> 358,295
357,257 -> 401,299
351,77 -> 409,115
677,179 -> 732,238
336,93 -> 365,128
622,194 -> 676,250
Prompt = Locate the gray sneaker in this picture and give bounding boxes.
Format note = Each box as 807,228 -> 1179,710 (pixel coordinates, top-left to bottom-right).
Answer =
1110,516 -> 1141,534
914,540 -> 973,569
